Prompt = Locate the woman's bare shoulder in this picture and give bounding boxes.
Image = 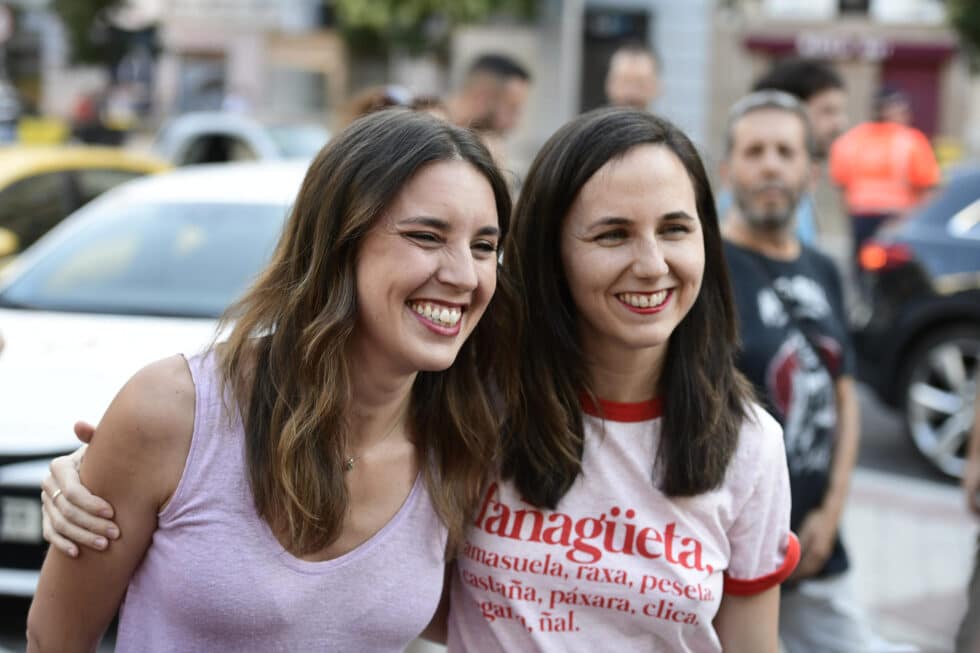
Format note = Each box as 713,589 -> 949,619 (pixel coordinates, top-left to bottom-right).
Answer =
83,355 -> 196,504
107,355 -> 196,443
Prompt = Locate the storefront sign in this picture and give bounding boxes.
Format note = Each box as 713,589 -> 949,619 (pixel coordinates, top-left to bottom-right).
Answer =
744,33 -> 954,64
795,32 -> 892,61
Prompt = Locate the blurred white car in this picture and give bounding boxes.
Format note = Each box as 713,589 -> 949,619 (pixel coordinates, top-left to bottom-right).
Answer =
154,111 -> 330,166
0,161 -> 306,595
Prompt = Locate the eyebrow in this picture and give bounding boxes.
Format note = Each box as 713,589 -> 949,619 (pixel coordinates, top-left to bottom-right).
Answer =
398,216 -> 449,230
586,211 -> 697,229
397,215 -> 500,237
662,211 -> 697,222
585,216 -> 632,230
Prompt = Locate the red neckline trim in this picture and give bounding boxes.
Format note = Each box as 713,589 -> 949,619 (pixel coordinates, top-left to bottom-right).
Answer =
580,394 -> 663,422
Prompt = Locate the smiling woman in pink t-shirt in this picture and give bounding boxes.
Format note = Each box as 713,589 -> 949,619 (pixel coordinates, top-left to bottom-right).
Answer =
446,109 -> 798,652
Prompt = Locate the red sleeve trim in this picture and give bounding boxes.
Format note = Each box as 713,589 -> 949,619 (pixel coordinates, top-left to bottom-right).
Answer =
723,532 -> 800,596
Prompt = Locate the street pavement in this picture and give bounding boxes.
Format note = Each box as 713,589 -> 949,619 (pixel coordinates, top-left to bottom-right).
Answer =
845,468 -> 975,652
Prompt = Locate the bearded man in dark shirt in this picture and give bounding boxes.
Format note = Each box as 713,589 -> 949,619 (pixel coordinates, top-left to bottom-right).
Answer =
719,90 -> 916,653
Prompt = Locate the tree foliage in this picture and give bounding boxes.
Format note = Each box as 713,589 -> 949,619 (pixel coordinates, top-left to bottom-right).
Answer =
52,0 -> 122,65
333,0 -> 537,56
949,0 -> 980,70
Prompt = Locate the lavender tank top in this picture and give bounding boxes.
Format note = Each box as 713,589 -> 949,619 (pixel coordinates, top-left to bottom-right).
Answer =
114,351 -> 448,652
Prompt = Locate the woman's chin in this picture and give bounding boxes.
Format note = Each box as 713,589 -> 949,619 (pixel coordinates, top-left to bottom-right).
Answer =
412,352 -> 462,374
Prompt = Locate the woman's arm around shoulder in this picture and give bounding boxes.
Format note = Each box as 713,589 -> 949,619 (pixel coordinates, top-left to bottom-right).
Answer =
27,355 -> 196,653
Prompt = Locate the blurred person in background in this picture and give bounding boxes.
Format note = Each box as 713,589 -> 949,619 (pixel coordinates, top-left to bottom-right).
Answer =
445,53 -> 531,171
752,58 -> 849,246
445,53 -> 530,136
604,41 -> 660,111
958,383 -> 980,653
720,90 -> 916,653
829,86 -> 940,262
753,58 -> 848,160
70,88 -> 126,146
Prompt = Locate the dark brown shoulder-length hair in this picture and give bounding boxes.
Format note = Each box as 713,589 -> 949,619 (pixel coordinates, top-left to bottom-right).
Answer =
218,109 -> 513,555
499,107 -> 752,508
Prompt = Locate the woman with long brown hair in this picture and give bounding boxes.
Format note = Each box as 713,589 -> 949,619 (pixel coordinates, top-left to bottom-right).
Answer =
27,109 -> 512,652
444,108 -> 799,651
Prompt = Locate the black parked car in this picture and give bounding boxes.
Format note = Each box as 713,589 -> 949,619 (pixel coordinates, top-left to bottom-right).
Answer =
853,165 -> 980,478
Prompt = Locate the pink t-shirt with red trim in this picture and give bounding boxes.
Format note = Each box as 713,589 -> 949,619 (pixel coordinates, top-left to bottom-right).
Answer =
447,399 -> 799,652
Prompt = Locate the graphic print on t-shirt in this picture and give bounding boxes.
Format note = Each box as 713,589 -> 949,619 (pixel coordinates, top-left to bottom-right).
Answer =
756,275 -> 841,476
767,331 -> 836,473
449,404 -> 795,652
460,480 -> 722,637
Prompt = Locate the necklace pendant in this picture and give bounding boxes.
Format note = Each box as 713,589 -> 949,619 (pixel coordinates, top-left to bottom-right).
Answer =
343,456 -> 355,472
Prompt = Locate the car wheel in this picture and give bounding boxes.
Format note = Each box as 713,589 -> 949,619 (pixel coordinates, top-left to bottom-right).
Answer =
901,324 -> 980,478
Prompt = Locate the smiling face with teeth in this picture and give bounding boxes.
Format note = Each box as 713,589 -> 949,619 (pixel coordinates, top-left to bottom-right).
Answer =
560,144 -> 705,371
352,159 -> 501,376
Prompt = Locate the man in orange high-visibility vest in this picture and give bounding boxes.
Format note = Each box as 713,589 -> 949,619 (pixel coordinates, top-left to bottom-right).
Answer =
829,86 -> 940,260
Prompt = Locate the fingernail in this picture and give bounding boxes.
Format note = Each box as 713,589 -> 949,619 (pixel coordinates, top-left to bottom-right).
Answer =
99,509 -> 113,518
67,546 -> 77,558
94,537 -> 107,549
107,526 -> 119,539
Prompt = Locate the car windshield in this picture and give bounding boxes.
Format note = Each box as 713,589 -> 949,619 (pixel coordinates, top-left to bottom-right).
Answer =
267,125 -> 330,158
0,200 -> 288,317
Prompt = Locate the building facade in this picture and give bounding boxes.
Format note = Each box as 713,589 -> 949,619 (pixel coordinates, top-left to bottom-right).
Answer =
708,0 -> 968,167
453,0 -> 973,174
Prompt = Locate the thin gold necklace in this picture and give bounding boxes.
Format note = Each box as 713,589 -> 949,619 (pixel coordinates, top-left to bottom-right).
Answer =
343,413 -> 404,472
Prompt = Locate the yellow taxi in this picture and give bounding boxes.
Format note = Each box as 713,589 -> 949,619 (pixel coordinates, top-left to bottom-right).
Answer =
0,145 -> 170,264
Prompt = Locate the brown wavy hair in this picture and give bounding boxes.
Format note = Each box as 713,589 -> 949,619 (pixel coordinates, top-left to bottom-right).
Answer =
499,108 -> 753,508
217,109 -> 513,555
